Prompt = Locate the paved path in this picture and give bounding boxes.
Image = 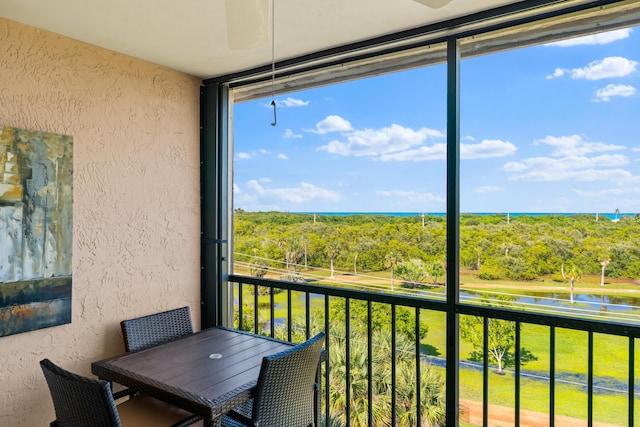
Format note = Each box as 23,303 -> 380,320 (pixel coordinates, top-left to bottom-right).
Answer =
459,399 -> 622,427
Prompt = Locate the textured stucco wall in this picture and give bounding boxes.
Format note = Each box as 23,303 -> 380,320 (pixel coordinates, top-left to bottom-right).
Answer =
0,17 -> 202,426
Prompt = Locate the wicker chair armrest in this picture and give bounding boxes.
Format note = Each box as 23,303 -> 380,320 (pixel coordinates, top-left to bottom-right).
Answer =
112,388 -> 138,400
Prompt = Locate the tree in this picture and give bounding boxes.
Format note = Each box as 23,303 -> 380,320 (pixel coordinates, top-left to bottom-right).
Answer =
279,271 -> 306,283
329,298 -> 429,344
474,238 -> 492,271
285,240 -> 304,271
396,359 -> 446,426
459,295 -> 536,375
327,327 -> 445,427
353,253 -> 358,276
543,236 -> 573,271
249,248 -> 269,278
561,262 -> 582,304
426,261 -> 444,285
326,240 -> 342,278
384,251 -> 401,291
351,237 -> 374,276
600,259 -> 609,286
249,260 -> 268,278
460,315 -> 513,375
396,258 -> 428,288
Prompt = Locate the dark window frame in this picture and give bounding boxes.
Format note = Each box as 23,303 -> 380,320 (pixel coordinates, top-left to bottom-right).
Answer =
201,2 -> 640,423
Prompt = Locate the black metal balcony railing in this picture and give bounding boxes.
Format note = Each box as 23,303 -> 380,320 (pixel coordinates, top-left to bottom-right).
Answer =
228,273 -> 640,427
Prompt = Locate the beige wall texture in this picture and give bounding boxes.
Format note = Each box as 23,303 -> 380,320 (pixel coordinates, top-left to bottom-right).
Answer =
0,17 -> 202,426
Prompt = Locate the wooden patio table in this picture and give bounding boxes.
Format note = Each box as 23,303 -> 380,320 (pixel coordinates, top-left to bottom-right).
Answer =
91,326 -> 300,427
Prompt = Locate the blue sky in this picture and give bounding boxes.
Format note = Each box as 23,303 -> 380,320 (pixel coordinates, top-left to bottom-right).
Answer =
233,26 -> 639,214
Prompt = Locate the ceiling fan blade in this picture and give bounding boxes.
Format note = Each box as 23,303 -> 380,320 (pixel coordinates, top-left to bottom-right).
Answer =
413,0 -> 454,8
225,0 -> 270,49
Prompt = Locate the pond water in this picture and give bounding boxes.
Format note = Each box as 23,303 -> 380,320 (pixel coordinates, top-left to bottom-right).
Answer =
460,289 -> 640,314
236,285 -> 640,324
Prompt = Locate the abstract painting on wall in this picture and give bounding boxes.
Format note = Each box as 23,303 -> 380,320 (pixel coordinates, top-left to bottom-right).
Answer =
0,126 -> 73,337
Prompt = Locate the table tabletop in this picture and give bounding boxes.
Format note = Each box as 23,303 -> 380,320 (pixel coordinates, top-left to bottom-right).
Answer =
91,326 -> 296,425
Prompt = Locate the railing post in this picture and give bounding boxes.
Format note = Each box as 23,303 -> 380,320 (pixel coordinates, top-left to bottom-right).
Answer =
324,295 -> 330,427
630,337 -> 635,427
550,326 -> 555,427
368,301 -> 374,427
515,321 -> 521,426
391,304 -> 397,427
588,331 -> 594,427
483,317 -> 489,427
445,35 -> 461,427
416,307 -> 422,425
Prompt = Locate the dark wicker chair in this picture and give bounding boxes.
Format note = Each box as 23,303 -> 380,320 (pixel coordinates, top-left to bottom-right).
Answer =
40,358 -> 202,427
221,332 -> 326,427
120,306 -> 193,353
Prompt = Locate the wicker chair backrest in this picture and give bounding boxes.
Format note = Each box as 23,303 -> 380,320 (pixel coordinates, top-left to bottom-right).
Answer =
120,306 -> 193,352
40,358 -> 121,427
251,332 -> 325,427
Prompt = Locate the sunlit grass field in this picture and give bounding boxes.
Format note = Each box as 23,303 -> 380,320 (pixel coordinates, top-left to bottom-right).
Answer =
232,266 -> 640,426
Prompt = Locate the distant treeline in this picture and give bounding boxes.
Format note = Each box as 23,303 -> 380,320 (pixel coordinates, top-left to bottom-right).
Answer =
233,211 -> 640,281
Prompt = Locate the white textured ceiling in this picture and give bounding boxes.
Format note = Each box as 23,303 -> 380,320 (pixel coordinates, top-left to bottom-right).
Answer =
0,0 -> 521,79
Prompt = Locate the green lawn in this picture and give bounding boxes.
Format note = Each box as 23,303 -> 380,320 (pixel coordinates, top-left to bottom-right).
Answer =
422,310 -> 639,426
458,367 -> 637,426
235,284 -> 640,426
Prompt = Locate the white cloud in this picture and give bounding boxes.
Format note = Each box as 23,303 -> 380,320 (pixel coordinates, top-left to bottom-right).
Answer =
277,97 -> 310,107
283,128 -> 302,139
594,84 -> 636,102
319,124 -> 443,158
378,139 -> 516,162
475,186 -> 502,194
546,68 -> 566,79
277,154 -> 289,160
236,150 -> 272,160
503,133 -> 637,186
380,143 -> 447,161
577,57 -> 637,80
535,134 -> 625,157
244,180 -> 342,204
505,154 -> 633,182
503,161 -> 528,172
533,153 -> 627,169
461,139 -> 517,159
306,115 -> 353,134
236,148 -> 271,160
319,126 -> 516,163
574,186 -> 640,200
547,57 -> 638,80
510,166 -> 637,183
545,28 -> 632,47
574,57 -> 637,80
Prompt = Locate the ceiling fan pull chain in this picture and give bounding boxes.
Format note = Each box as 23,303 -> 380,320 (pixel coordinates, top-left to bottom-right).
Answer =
270,100 -> 277,126
270,0 -> 277,126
